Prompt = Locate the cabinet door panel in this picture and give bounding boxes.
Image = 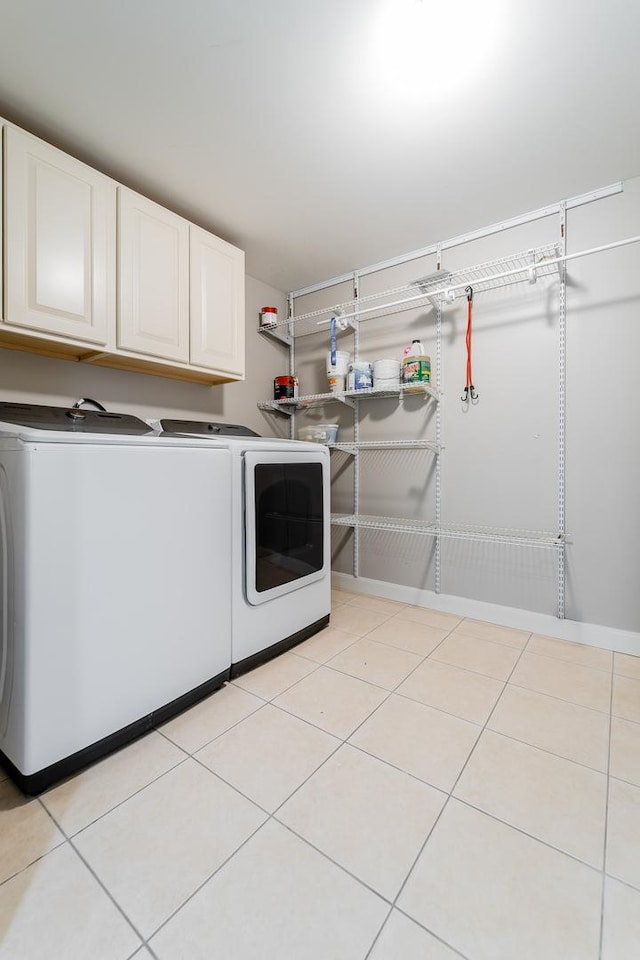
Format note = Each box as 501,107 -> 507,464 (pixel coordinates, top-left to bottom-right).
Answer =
4,126 -> 114,344
190,225 -> 244,375
118,188 -> 189,362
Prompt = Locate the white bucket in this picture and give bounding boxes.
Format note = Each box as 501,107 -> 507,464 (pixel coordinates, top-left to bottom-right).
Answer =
326,350 -> 350,376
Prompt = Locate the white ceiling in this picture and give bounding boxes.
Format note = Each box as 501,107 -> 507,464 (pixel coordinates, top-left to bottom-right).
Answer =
0,0 -> 639,292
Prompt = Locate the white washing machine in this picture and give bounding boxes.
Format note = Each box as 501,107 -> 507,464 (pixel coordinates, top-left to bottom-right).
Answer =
158,420 -> 331,676
0,402 -> 232,794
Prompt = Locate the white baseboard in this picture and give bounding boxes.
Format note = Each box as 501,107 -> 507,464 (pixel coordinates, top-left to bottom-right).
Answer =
331,573 -> 640,656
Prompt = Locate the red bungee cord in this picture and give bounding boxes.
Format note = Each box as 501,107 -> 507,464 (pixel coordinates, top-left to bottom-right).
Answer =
461,285 -> 478,402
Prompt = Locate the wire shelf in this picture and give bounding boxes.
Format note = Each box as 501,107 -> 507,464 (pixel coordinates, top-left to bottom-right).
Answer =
330,514 -> 566,549
262,243 -> 561,336
329,440 -> 441,453
257,382 -> 440,414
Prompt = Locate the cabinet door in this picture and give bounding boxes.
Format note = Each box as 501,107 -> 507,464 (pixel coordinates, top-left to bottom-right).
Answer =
118,187 -> 189,362
190,225 -> 245,376
4,125 -> 115,345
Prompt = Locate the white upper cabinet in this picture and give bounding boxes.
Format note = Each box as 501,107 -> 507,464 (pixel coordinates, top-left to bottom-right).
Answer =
3,125 -> 115,345
189,224 -> 245,375
117,187 -> 189,362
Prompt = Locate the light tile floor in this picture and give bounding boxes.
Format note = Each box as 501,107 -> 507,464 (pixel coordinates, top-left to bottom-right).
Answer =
1,591 -> 639,959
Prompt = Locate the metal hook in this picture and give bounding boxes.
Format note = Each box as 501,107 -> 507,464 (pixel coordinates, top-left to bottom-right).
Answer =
465,285 -> 473,302
461,384 -> 479,403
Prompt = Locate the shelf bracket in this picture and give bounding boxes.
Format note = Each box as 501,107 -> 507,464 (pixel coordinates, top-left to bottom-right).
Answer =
257,326 -> 292,347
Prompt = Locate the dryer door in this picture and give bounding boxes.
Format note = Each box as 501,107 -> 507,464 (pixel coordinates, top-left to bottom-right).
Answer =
244,449 -> 329,606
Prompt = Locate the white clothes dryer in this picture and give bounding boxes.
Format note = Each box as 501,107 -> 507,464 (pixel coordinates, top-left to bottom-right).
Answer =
157,420 -> 331,676
0,403 -> 232,793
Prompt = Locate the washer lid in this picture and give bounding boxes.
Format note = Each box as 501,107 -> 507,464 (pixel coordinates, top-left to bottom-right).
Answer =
159,419 -> 260,437
0,402 -> 152,435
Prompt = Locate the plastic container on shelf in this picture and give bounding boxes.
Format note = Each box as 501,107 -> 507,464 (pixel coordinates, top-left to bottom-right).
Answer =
260,306 -> 278,328
373,359 -> 400,389
326,350 -> 350,393
347,361 -> 374,391
402,351 -> 431,391
273,375 -> 298,400
298,423 -> 339,444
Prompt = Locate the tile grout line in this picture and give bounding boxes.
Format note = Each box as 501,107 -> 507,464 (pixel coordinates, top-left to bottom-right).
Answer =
35,798 -> 149,952
507,677 -> 611,716
363,631 -> 534,960
598,649 -> 616,960
43,754 -> 191,841
155,701 -> 265,756
231,651 -> 323,701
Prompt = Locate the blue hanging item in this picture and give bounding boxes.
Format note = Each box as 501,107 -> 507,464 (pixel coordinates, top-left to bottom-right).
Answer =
330,316 -> 337,368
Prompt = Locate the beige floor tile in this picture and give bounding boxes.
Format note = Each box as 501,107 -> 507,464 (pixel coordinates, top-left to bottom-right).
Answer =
74,758 -> 265,938
231,652 -> 317,701
398,799 -> 602,960
327,637 -> 423,691
489,684 -> 610,771
350,694 -> 480,792
397,659 -> 504,725
346,594 -> 408,616
41,732 -> 184,837
394,606 -> 462,632
0,779 -> 65,884
602,876 -> 640,960
606,777 -> 640,890
431,633 -> 520,681
610,717 -> 640,786
454,730 -> 607,867
369,910 -> 462,960
510,651 -> 612,713
160,683 -> 263,754
196,705 -> 339,812
273,666 -> 387,739
331,589 -> 359,604
150,819 -> 388,960
295,625 -> 360,663
330,604 -> 391,636
528,634 -> 612,671
0,844 -> 140,960
453,618 -> 529,649
278,744 -> 445,900
614,651 -> 640,679
367,618 -> 449,657
612,674 -> 640,723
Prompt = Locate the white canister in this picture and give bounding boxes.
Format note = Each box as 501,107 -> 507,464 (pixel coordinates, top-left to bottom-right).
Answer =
373,378 -> 401,391
373,358 -> 401,384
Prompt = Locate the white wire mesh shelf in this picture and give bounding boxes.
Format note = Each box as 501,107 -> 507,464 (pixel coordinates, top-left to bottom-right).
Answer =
263,243 -> 561,336
257,382 -> 440,414
329,440 -> 441,454
331,514 -> 566,549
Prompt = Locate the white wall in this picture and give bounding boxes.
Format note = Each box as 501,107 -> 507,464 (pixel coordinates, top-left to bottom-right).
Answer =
0,274 -> 289,438
292,180 -> 640,634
